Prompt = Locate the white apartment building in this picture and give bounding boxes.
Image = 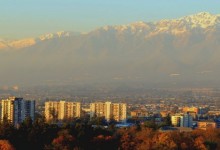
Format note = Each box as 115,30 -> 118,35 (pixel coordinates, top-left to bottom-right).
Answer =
45,101 -> 81,122
90,102 -> 127,122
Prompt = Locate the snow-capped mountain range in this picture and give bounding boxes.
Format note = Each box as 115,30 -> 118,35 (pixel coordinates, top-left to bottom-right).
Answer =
100,12 -> 220,33
0,31 -> 72,49
0,12 -> 219,50
1,12 -> 220,87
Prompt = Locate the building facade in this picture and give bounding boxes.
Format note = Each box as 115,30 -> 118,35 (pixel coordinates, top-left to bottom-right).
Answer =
45,101 -> 81,122
182,113 -> 193,127
171,113 -> 193,127
130,110 -> 149,117
90,102 -> 127,122
182,107 -> 198,120
0,97 -> 35,126
22,100 -> 35,122
182,107 -> 199,114
0,97 -> 15,123
171,114 -> 184,127
197,121 -> 217,130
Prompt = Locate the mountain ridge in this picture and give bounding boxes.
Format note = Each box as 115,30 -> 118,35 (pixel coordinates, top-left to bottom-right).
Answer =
1,12 -> 219,50
1,12 -> 220,87
0,31 -> 75,50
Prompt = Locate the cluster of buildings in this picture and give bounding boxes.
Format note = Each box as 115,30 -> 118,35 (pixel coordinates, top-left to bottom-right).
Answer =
171,107 -> 218,130
0,97 -> 35,126
1,96 -> 219,131
0,97 -> 127,126
129,104 -> 219,130
45,101 -> 127,123
171,113 -> 193,127
171,107 -> 198,127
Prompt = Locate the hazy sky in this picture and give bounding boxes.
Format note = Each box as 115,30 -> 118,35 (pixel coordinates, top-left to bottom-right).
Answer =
1,0 -> 220,39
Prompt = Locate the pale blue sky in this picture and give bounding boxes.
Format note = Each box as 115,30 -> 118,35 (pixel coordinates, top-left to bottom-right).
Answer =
0,0 -> 219,39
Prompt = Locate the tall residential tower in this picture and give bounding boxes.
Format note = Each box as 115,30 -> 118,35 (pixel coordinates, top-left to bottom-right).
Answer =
45,101 -> 81,122
90,102 -> 127,122
0,97 -> 35,126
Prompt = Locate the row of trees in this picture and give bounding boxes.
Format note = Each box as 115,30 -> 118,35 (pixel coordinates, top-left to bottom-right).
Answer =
0,116 -> 220,150
118,126 -> 220,150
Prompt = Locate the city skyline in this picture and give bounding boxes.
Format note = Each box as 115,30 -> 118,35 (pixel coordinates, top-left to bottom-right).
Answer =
1,0 -> 220,39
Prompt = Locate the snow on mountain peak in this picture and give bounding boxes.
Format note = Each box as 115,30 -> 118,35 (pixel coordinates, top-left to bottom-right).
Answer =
1,12 -> 220,50
0,31 -> 73,50
97,12 -> 220,37
39,31 -> 71,41
181,12 -> 220,28
99,21 -> 152,34
56,31 -> 71,37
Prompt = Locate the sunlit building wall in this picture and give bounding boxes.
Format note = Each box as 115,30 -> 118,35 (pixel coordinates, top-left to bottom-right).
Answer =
171,113 -> 193,127
45,101 -> 81,122
197,121 -> 217,130
90,102 -> 127,122
0,97 -> 15,123
171,114 -> 184,127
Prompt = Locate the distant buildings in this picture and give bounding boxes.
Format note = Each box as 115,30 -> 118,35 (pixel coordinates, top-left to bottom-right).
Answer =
198,107 -> 209,115
182,113 -> 193,127
160,111 -> 170,118
45,101 -> 80,122
171,114 -> 183,127
0,97 -> 35,126
208,110 -> 220,116
171,113 -> 193,127
130,110 -> 149,117
90,102 -> 127,122
182,107 -> 198,114
22,99 -> 35,122
197,121 -> 217,130
182,107 -> 198,119
44,101 -> 127,123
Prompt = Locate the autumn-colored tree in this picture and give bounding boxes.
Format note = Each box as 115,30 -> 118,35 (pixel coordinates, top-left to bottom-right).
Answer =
91,134 -> 117,150
194,136 -> 207,150
170,131 -> 195,150
117,127 -> 137,149
135,127 -> 154,150
51,129 -> 76,150
180,143 -> 188,150
202,128 -> 220,150
204,128 -> 219,143
1,115 -> 220,150
120,132 -> 137,150
152,132 -> 177,150
192,129 -> 205,139
0,140 -> 15,150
